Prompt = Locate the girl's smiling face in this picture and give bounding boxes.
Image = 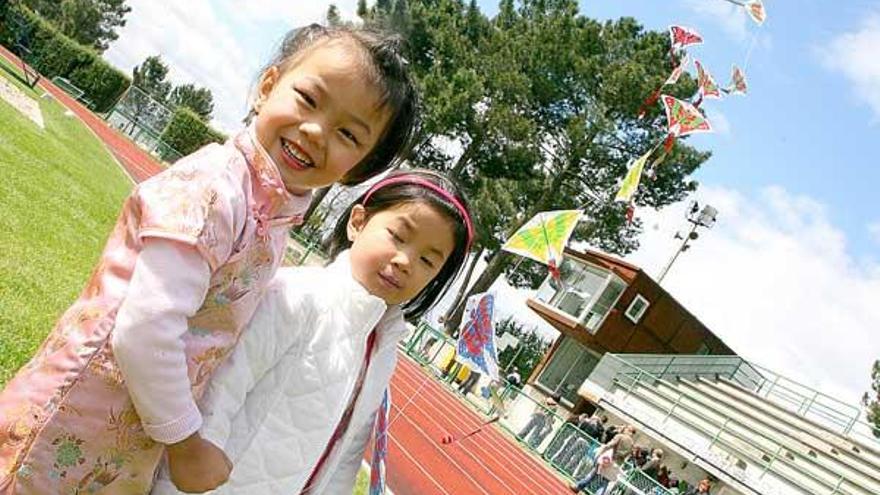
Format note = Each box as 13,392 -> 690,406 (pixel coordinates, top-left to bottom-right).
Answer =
253,38 -> 391,196
346,201 -> 455,306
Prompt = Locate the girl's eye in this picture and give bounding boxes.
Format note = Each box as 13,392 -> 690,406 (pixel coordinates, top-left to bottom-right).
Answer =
387,229 -> 403,242
296,89 -> 316,108
339,128 -> 360,145
421,257 -> 436,269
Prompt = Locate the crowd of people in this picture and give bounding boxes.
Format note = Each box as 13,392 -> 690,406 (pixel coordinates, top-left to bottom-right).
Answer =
511,399 -> 713,495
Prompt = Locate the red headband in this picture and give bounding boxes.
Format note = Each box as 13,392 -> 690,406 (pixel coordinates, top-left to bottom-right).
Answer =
363,176 -> 474,250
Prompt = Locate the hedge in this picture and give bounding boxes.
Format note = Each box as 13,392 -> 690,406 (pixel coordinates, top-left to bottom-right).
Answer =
159,107 -> 227,161
0,5 -> 130,112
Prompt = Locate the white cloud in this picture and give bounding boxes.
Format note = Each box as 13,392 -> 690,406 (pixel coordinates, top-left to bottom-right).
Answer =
611,185 -> 879,408
818,11 -> 880,120
103,1 -> 370,133
682,0 -> 749,41
705,107 -> 731,136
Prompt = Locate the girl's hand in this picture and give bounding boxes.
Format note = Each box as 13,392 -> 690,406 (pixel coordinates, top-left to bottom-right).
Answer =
167,432 -> 232,493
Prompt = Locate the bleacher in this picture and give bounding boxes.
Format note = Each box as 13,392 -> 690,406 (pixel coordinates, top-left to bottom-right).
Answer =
583,354 -> 880,495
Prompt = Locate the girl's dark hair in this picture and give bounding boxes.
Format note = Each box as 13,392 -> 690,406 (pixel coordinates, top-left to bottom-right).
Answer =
248,23 -> 419,186
327,169 -> 473,321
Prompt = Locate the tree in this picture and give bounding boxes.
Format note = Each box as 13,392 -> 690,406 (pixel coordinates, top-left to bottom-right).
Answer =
132,55 -> 171,102
23,0 -> 131,53
864,360 -> 880,439
326,4 -> 342,26
122,55 -> 172,134
495,316 -> 550,381
441,2 -> 707,331
168,83 -> 214,121
19,0 -> 61,19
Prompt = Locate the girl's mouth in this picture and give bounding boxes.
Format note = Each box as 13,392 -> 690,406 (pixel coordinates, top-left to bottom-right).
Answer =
280,138 -> 314,171
379,273 -> 401,289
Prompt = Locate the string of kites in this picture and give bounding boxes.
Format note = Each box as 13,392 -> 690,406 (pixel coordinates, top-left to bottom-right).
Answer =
614,0 -> 767,223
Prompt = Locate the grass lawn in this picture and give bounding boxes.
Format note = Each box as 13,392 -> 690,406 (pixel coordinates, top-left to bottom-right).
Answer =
0,55 -> 132,386
354,466 -> 369,495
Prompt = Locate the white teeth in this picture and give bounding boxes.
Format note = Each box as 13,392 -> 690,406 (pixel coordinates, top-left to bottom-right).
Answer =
282,140 -> 313,166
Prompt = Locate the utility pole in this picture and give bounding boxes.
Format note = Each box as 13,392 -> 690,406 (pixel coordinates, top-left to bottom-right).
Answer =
658,201 -> 718,283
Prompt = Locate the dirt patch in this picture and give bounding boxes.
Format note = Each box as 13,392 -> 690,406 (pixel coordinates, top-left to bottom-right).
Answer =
0,77 -> 44,129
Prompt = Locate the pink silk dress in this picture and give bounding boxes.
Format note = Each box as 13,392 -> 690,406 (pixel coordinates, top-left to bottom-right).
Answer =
0,129 -> 309,494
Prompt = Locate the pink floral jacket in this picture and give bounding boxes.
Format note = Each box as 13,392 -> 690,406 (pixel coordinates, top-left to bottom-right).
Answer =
0,129 -> 309,494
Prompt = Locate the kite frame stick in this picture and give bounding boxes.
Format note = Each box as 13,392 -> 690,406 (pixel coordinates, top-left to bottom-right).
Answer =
443,415 -> 502,445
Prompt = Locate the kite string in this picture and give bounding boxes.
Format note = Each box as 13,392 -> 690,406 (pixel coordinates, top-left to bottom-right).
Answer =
741,28 -> 759,72
388,371 -> 431,429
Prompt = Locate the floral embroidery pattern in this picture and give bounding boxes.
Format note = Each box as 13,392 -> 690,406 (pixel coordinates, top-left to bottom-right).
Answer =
52,434 -> 85,476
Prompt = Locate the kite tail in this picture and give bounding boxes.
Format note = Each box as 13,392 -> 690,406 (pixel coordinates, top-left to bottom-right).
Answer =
637,88 -> 662,119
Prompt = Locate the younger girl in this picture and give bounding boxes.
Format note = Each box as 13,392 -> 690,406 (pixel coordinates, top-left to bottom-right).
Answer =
151,169 -> 473,494
0,23 -> 417,494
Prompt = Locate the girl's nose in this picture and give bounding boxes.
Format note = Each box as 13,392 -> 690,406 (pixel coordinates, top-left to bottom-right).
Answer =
392,251 -> 411,274
299,121 -> 325,150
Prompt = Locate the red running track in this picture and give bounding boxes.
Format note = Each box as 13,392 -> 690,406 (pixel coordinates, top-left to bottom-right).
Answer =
385,355 -> 571,494
0,44 -> 164,183
1,42 -> 571,494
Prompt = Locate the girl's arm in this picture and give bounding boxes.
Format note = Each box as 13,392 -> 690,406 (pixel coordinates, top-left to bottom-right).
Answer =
112,238 -> 211,444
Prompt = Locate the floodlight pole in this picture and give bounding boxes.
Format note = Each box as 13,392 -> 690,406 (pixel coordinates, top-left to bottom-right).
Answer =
657,201 -> 718,283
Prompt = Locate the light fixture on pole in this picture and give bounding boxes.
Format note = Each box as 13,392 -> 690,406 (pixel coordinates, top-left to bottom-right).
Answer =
657,201 -> 718,283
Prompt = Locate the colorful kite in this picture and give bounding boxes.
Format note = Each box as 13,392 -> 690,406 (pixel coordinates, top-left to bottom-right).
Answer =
638,54 -> 691,118
369,390 -> 390,495
669,25 -> 703,51
694,60 -> 722,101
615,150 -> 651,203
501,210 -> 582,270
745,0 -> 766,26
665,53 -> 690,86
661,94 -> 713,151
722,65 -> 748,95
720,0 -> 767,26
457,293 -> 499,379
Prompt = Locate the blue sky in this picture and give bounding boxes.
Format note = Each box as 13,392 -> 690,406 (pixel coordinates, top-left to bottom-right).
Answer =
476,0 -> 880,260
103,1 -> 878,409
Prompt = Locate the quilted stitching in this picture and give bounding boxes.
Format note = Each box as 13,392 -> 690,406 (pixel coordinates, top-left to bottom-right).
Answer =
152,258 -> 406,495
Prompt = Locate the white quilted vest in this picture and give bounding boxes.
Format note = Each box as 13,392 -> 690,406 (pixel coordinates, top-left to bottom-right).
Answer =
152,252 -> 406,494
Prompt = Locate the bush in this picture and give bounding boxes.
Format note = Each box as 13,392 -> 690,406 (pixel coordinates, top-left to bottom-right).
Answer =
0,5 -> 129,112
159,107 -> 226,161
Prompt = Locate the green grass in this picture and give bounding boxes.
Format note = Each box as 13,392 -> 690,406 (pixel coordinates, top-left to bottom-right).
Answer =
0,56 -> 132,385
354,465 -> 369,495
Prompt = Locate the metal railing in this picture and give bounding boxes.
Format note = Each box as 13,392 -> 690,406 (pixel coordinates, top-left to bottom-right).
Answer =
749,363 -> 879,445
600,354 -> 879,449
286,231 -> 328,266
592,354 -> 871,495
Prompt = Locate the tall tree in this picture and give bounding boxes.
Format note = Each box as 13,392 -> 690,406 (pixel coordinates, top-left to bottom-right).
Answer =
326,4 -> 342,26
20,0 -> 61,19
495,316 -> 550,380
24,0 -> 131,53
168,83 -> 214,121
132,55 -> 171,101
864,360 -> 880,438
441,2 -> 707,330
122,55 -> 172,134
356,0 -> 368,19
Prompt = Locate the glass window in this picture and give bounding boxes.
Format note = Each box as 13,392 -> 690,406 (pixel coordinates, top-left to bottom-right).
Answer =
534,257 -> 626,329
584,278 -> 626,331
625,294 -> 650,323
536,337 -> 602,405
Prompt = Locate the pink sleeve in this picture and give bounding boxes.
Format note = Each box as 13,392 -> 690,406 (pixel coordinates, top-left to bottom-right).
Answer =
133,145 -> 240,272
111,238 -> 211,444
